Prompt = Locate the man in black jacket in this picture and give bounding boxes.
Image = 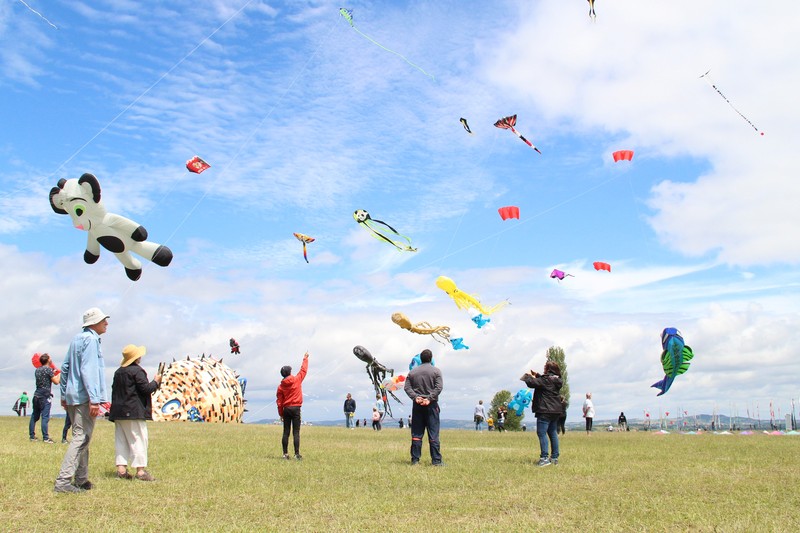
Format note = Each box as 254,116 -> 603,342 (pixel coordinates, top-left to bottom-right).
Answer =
403,349 -> 443,466
343,393 -> 356,429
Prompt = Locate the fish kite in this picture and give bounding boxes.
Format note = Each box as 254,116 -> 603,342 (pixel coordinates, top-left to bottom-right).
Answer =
612,150 -> 634,162
293,232 -> 315,263
498,206 -> 520,220
49,173 -> 174,281
593,261 -> 611,272
651,327 -> 694,396
391,312 -> 451,345
550,269 -> 574,282
354,210 -> 416,252
339,8 -> 434,80
229,338 -> 240,355
436,275 -> 508,316
699,70 -> 763,135
494,114 -> 541,154
460,117 -> 473,134
587,0 -> 596,21
507,388 -> 532,416
449,337 -> 469,350
186,156 -> 210,174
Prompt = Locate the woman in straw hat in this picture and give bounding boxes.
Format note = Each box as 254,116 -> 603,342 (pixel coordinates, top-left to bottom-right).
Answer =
109,344 -> 161,481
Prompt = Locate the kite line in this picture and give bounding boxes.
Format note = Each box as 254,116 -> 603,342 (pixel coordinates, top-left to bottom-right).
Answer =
17,0 -> 57,29
700,70 -> 763,135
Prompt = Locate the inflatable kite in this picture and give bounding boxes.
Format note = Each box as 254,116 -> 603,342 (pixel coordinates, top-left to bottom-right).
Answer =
507,388 -> 533,416
550,269 -> 574,282
31,353 -> 60,375
449,338 -> 469,350
152,355 -> 246,422
436,275 -> 508,316
593,261 -> 611,272
186,155 -> 210,174
391,312 -> 451,345
460,117 -> 473,134
612,150 -> 634,162
470,312 -> 491,329
498,206 -> 520,220
49,173 -> 173,281
700,70 -> 763,135
229,338 -> 240,355
409,352 -> 436,371
382,374 -> 406,392
651,328 -> 695,396
354,209 -> 416,252
353,345 -> 402,418
494,114 -> 541,154
293,232 -> 314,263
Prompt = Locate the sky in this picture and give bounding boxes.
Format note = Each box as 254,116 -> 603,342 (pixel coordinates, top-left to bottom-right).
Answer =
1,0 -> 799,426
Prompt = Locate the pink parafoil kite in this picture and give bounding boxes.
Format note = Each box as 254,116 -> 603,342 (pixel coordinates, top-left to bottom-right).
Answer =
550,269 -> 573,281
593,261 -> 611,272
498,206 -> 520,220
186,156 -> 210,174
612,150 -> 634,162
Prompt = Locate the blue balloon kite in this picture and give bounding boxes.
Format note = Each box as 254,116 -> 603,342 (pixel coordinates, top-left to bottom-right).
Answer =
651,327 -> 695,396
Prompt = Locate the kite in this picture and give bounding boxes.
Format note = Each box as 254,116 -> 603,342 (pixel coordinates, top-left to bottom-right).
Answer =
470,312 -> 491,329
550,269 -> 574,282
699,70 -> 763,135
436,275 -> 508,316
507,388 -> 533,416
612,150 -> 634,162
339,8 -> 434,80
353,345 -> 402,418
498,206 -> 520,220
382,374 -> 406,392
460,118 -> 473,134
49,173 -> 174,281
409,352 -> 436,371
354,210 -> 417,252
293,232 -> 315,263
587,0 -> 596,21
229,338 -> 240,355
449,338 -> 469,350
494,114 -> 541,154
186,155 -> 210,174
31,353 -> 60,375
651,327 -> 695,396
391,312 -> 451,345
593,261 -> 611,272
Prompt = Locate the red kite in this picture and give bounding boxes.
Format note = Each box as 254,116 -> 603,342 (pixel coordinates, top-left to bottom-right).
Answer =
494,114 -> 541,154
186,156 -> 210,174
593,261 -> 611,272
612,150 -> 634,162
498,206 -> 520,220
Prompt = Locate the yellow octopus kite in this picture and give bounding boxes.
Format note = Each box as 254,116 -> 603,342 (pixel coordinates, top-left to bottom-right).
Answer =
391,312 -> 451,345
435,276 -> 509,316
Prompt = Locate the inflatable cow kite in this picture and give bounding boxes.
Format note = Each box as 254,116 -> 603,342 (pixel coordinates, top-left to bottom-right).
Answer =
49,173 -> 173,281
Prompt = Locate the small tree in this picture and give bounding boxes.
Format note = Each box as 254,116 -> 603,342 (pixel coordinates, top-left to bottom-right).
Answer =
546,346 -> 570,408
489,389 -> 524,431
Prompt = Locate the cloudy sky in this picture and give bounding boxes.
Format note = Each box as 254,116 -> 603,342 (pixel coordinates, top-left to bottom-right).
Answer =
1,0 -> 798,425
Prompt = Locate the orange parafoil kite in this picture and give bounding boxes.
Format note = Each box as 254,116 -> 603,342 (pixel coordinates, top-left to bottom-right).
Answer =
612,150 -> 634,162
498,206 -> 520,220
593,261 -> 611,272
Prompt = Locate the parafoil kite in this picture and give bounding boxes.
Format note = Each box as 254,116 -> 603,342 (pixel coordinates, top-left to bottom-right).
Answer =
293,232 -> 315,263
460,117 -> 473,134
186,156 -> 210,174
391,312 -> 451,345
229,338 -> 240,355
651,328 -> 694,396
339,8 -> 433,80
507,388 -> 533,416
494,115 -> 541,154
449,337 -> 469,350
593,261 -> 611,272
612,150 -> 634,162
436,275 -> 508,315
49,173 -> 174,281
353,345 -> 402,418
699,70 -> 763,135
498,206 -> 520,220
354,210 -> 417,252
587,0 -> 596,21
550,269 -> 574,282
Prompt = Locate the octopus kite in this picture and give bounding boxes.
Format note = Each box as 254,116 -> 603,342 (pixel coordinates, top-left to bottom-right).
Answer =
353,345 -> 402,418
354,209 -> 416,252
391,312 -> 451,345
435,276 -> 508,316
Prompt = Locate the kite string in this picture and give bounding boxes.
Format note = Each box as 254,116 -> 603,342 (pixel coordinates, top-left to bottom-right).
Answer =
700,71 -> 762,134
17,0 -> 57,28
348,22 -> 434,80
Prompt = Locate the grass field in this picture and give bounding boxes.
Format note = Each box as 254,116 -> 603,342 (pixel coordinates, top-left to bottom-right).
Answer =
1,416 -> 799,532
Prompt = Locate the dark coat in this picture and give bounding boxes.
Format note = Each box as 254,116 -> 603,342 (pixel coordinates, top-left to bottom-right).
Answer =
343,398 -> 356,413
109,363 -> 159,421
522,372 -> 563,417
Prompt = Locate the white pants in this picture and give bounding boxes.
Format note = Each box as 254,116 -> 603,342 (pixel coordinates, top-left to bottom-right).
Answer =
114,420 -> 149,468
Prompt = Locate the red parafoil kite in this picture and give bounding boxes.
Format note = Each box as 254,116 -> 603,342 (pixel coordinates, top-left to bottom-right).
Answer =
593,261 -> 611,272
612,150 -> 634,162
498,206 -> 520,220
186,156 -> 210,174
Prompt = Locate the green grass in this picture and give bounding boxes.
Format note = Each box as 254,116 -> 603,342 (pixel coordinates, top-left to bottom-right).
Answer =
2,416 -> 799,532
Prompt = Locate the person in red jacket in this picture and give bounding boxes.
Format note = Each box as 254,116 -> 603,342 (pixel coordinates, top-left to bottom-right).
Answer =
276,352 -> 309,460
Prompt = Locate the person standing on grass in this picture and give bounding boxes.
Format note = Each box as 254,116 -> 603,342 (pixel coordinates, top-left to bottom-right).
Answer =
496,406 -> 507,432
29,353 -> 61,443
557,395 -> 568,435
375,394 -> 386,421
474,400 -> 486,431
18,391 -> 29,417
403,349 -> 444,466
582,392 -> 595,435
372,407 -> 381,430
61,412 -> 72,444
276,352 -> 309,460
522,361 -> 563,467
343,393 -> 356,429
109,344 -> 161,481
54,307 -> 110,493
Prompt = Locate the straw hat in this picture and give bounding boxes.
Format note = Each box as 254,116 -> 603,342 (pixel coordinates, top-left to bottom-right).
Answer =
120,344 -> 146,367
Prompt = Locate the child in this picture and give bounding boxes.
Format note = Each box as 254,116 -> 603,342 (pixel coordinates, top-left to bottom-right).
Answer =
372,407 -> 382,431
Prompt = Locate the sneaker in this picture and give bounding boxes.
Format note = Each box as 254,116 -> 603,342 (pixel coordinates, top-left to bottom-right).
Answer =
294,454 -> 303,461
116,471 -> 133,480
282,454 -> 291,460
551,458 -> 559,465
43,438 -> 55,444
75,480 -> 93,490
30,437 -> 37,442
431,462 -> 446,467
54,484 -> 84,494
410,461 -> 420,466
537,458 -> 551,467
135,471 -> 156,482
61,439 -> 68,444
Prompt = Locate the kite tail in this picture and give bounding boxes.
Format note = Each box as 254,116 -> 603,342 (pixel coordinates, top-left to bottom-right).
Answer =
351,26 -> 434,80
302,243 -> 309,263
481,299 -> 509,316
651,375 -> 674,397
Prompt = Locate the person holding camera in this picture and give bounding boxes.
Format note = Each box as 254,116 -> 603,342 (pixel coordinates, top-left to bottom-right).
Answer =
521,361 -> 563,467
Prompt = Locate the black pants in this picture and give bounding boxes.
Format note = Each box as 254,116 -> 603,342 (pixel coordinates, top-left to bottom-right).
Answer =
585,417 -> 593,432
411,401 -> 442,464
282,405 -> 302,455
558,415 -> 567,434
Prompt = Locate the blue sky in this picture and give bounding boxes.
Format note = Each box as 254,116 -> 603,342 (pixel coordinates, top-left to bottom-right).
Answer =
1,0 -> 799,425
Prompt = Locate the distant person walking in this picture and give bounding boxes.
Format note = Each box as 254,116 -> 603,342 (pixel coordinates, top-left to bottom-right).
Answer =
109,344 -> 161,481
54,307 -> 110,493
404,349 -> 444,466
276,352 -> 309,460
582,392 -> 595,435
474,400 -> 486,431
496,406 -> 507,432
343,393 -> 356,429
29,353 -> 61,443
372,407 -> 382,430
522,361 -> 564,467
18,391 -> 29,417
618,412 -> 627,431
557,395 -> 568,435
375,394 -> 386,421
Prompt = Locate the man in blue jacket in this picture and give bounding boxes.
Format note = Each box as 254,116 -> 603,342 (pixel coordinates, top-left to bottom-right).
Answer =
54,307 -> 109,493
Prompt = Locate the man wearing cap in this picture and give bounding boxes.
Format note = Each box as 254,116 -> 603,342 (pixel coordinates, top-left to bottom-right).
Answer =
276,352 -> 309,460
54,307 -> 110,493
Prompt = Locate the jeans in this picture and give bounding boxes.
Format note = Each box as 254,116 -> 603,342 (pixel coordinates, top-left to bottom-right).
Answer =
410,401 -> 442,464
282,405 -> 302,455
536,416 -> 559,460
29,393 -> 52,440
62,411 -> 72,441
345,413 -> 354,428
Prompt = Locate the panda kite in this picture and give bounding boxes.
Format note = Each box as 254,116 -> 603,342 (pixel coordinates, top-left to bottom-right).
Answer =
49,173 -> 173,281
